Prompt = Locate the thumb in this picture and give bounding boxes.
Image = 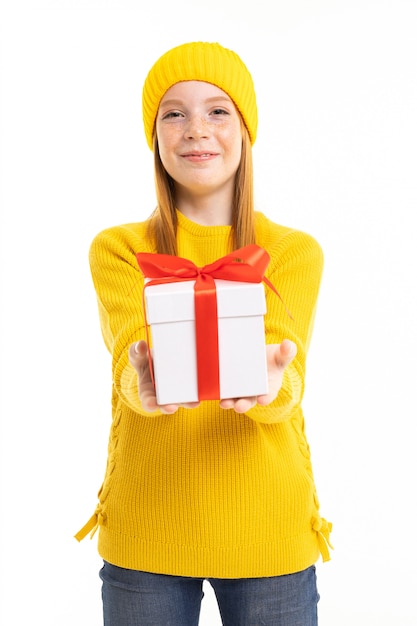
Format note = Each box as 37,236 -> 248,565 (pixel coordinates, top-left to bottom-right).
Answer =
278,339 -> 297,366
128,340 -> 149,371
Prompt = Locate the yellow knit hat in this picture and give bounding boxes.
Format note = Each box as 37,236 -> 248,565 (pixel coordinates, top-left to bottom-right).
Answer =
142,42 -> 258,150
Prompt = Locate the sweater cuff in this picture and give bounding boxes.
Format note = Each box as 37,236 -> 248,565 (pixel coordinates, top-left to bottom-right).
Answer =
245,365 -> 302,424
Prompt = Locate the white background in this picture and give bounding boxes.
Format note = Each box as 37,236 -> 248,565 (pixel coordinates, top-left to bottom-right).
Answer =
1,0 -> 416,624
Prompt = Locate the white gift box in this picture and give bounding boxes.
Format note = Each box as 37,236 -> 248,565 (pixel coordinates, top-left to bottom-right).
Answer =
144,278 -> 268,405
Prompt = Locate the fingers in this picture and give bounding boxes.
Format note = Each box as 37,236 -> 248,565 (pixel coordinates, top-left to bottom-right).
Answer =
129,341 -> 158,412
220,396 -> 256,413
128,340 -> 149,372
277,339 -> 297,365
128,340 -> 297,414
158,403 -> 180,414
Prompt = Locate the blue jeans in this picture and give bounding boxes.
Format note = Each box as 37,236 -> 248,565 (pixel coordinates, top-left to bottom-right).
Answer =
100,561 -> 319,625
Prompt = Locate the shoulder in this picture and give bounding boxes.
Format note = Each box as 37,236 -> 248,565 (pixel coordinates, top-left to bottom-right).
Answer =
89,220 -> 155,262
254,212 -> 324,270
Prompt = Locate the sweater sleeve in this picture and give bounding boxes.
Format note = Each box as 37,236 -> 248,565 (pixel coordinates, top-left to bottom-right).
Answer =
246,228 -> 324,424
89,225 -> 160,415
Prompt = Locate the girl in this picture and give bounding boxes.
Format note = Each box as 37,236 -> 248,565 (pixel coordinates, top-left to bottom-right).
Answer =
76,41 -> 332,625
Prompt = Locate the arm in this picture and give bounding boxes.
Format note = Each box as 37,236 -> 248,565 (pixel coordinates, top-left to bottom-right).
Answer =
89,225 -> 165,415
226,229 -> 324,423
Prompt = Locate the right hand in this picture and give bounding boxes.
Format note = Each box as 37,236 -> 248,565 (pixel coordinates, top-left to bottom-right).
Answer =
128,340 -> 200,414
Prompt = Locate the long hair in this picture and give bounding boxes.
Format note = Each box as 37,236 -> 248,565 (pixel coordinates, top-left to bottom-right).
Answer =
146,123 -> 256,255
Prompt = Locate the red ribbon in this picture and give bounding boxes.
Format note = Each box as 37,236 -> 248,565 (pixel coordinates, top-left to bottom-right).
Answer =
136,244 -> 288,401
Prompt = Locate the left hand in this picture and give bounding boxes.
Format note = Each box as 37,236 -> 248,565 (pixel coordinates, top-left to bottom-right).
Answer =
219,339 -> 297,414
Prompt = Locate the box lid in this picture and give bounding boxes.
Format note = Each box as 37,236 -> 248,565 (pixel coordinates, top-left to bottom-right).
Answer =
145,279 -> 266,324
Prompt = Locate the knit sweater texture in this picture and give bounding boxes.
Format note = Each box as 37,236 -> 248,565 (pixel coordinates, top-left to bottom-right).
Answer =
75,210 -> 332,577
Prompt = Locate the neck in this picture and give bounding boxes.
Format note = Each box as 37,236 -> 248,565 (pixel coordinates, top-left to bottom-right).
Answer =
175,185 -> 234,226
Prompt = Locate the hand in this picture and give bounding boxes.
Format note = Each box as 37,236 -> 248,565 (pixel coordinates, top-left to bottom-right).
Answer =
128,340 -> 200,414
129,339 -> 296,415
219,339 -> 297,414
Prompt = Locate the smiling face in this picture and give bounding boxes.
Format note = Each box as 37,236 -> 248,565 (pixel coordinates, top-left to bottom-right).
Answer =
155,80 -> 243,220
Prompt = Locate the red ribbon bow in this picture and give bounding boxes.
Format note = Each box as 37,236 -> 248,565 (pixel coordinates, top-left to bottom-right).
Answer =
136,244 -> 287,401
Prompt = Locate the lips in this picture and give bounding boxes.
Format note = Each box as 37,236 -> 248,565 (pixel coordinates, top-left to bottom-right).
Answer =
181,151 -> 218,161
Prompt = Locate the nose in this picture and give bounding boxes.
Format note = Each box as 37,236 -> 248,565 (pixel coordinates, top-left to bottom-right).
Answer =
185,115 -> 210,139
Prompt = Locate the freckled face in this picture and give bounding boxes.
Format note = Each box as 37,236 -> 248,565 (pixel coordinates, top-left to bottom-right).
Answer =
155,81 -> 243,199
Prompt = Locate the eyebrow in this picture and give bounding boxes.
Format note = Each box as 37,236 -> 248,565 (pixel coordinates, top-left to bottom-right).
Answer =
160,96 -> 232,107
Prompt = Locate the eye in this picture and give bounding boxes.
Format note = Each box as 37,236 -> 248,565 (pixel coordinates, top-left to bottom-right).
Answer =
161,110 -> 184,120
211,108 -> 229,116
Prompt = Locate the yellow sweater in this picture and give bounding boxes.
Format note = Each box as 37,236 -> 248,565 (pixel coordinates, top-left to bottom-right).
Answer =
75,210 -> 332,577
